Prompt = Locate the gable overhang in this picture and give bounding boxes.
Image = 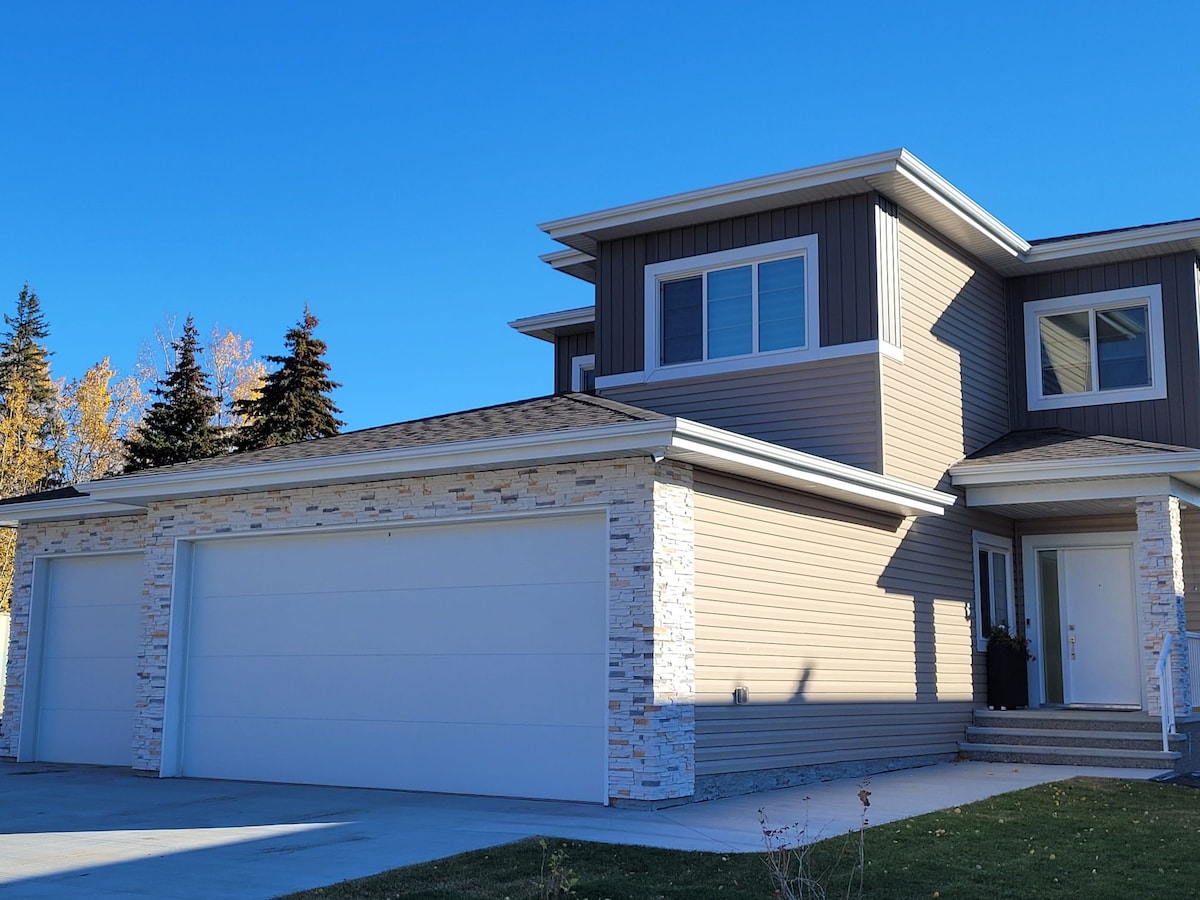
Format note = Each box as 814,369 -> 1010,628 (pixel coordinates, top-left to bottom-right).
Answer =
9,420 -> 952,523
950,451 -> 1200,518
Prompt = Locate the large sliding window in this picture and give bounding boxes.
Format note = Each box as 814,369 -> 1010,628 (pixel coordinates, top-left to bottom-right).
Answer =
1024,285 -> 1166,410
645,235 -> 819,375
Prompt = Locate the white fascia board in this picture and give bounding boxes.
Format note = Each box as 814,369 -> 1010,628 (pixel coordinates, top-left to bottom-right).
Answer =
539,248 -> 596,269
668,419 -> 955,517
949,450 -> 1200,487
507,306 -> 596,342
1025,220 -> 1200,265
889,151 -> 1029,257
0,497 -> 145,526
73,416 -> 950,519
538,149 -> 906,243
78,419 -> 681,505
964,476 -> 1200,509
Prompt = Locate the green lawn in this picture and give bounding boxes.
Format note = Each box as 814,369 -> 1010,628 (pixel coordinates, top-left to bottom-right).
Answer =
279,777 -> 1200,899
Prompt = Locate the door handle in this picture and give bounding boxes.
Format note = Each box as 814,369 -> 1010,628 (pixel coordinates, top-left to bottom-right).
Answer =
1069,631 -> 1076,660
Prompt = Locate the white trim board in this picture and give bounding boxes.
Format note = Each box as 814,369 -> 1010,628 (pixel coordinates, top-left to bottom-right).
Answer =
6,417 -> 954,522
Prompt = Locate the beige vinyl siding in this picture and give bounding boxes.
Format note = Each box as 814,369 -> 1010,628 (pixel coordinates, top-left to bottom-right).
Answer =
693,470 -> 1010,778
882,213 -> 1009,487
603,355 -> 882,471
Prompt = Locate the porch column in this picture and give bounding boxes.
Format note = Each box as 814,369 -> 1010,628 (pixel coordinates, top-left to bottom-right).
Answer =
1135,495 -> 1191,716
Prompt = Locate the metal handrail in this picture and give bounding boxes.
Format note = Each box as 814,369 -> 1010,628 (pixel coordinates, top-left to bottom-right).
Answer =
1157,632 -> 1176,753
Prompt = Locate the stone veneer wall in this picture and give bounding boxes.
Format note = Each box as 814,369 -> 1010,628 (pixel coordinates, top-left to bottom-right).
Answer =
0,515 -> 147,757
123,457 -> 697,802
1136,495 -> 1192,716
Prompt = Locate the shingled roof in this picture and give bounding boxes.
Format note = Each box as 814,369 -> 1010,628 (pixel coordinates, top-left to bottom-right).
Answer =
956,428 -> 1200,468
92,392 -> 667,481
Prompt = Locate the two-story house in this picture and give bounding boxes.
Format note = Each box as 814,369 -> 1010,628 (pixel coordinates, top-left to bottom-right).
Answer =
3,149 -> 1198,807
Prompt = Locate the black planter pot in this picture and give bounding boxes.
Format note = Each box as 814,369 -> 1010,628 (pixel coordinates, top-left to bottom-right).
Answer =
986,644 -> 1029,710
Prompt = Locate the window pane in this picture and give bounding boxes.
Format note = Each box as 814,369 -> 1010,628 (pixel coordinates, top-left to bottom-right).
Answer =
707,266 -> 752,359
978,549 -> 992,634
989,550 -> 1009,631
1039,311 -> 1091,394
1096,305 -> 1150,390
661,277 -> 702,365
759,256 -> 806,351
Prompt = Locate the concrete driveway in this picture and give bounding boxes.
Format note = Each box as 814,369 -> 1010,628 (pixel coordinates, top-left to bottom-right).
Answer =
0,759 -> 1167,899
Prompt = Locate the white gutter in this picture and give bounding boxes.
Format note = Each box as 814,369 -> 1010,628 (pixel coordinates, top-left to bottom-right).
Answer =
62,417 -> 951,519
507,306 -> 596,342
949,449 -> 1200,486
539,248 -> 596,269
671,419 -> 955,517
0,497 -> 145,526
539,149 -> 906,240
1024,219 -> 1200,265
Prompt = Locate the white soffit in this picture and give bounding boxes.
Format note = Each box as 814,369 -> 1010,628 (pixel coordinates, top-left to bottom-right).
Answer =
51,418 -> 952,520
538,149 -> 1030,274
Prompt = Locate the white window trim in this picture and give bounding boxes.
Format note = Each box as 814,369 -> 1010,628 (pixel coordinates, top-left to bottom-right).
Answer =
973,531 -> 1015,652
570,354 -> 595,392
1023,284 -> 1167,411
643,235 -> 820,381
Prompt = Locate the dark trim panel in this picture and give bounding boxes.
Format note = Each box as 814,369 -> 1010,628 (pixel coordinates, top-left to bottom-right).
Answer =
1006,252 -> 1200,446
596,194 -> 879,377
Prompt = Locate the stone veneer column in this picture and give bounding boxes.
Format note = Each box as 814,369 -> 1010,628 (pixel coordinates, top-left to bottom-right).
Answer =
607,464 -> 696,803
1136,495 -> 1191,717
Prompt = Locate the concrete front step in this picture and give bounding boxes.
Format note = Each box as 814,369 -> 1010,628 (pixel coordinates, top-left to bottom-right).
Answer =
972,708 -> 1163,733
959,742 -> 1181,769
965,726 -> 1182,752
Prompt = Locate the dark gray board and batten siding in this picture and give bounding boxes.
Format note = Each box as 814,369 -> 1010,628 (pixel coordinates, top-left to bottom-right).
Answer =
594,194 -> 882,378
1007,252 -> 1200,447
553,331 -> 595,394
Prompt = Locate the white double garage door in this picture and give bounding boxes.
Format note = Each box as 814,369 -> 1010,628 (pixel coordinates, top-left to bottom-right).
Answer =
27,513 -> 608,802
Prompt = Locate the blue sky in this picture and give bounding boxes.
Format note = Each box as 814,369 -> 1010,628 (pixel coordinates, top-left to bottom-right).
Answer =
3,2 -> 1199,431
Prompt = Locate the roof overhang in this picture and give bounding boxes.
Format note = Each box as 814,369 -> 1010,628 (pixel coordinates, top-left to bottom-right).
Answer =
538,149 -> 1200,281
5,419 -> 954,523
507,305 -> 595,342
0,496 -> 146,526
949,451 -> 1200,518
539,149 -> 1031,276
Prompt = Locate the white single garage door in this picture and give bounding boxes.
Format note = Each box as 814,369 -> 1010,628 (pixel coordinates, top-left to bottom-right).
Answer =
178,513 -> 608,802
33,553 -> 142,765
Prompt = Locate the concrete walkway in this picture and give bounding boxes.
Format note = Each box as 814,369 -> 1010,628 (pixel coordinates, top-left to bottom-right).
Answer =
0,759 -> 1168,899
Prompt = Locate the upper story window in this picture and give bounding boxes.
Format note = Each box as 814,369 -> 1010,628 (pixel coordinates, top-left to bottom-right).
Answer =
644,235 -> 820,379
571,354 -> 596,392
1023,284 -> 1167,411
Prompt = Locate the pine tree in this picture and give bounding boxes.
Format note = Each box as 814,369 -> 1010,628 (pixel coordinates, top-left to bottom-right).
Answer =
236,306 -> 343,450
0,282 -> 56,411
122,315 -> 225,472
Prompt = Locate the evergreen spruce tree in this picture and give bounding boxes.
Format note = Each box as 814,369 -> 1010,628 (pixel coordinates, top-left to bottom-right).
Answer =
0,282 -> 58,411
122,315 -> 225,471
236,306 -> 343,450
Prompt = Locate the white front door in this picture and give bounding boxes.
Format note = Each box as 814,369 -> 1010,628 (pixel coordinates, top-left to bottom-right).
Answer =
1058,545 -> 1140,707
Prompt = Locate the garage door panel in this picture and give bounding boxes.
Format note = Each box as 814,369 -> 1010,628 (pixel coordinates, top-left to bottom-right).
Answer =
46,554 -> 142,605
184,651 -> 607,726
43,602 -> 139,658
188,583 -> 605,657
179,515 -> 608,801
36,708 -> 133,766
34,553 -> 142,766
40,655 -> 140,710
191,518 -> 605,598
182,717 -> 604,802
